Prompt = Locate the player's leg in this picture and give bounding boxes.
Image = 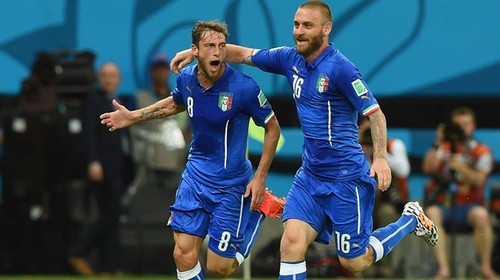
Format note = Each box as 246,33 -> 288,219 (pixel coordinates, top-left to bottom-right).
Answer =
168,171 -> 211,280
370,201 -> 400,278
339,174 -> 438,273
205,186 -> 250,277
332,175 -> 377,272
364,200 -> 439,271
173,231 -> 205,279
206,250 -> 240,277
279,218 -> 318,280
279,169 -> 323,280
235,188 -> 285,266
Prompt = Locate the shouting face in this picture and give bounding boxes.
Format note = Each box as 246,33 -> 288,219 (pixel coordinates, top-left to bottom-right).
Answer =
193,30 -> 227,82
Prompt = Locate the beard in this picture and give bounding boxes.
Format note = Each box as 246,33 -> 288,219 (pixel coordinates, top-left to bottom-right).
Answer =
295,33 -> 323,58
199,61 -> 219,79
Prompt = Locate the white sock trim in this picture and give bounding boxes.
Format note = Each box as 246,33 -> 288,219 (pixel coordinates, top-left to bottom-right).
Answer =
177,261 -> 202,280
369,236 -> 384,263
280,261 -> 306,276
235,252 -> 245,266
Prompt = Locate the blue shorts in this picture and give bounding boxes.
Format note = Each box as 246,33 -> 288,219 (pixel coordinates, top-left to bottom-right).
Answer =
168,171 -> 250,258
437,203 -> 480,231
282,168 -> 375,259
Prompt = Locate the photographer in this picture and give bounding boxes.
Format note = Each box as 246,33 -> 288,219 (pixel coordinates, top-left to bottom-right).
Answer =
422,106 -> 497,279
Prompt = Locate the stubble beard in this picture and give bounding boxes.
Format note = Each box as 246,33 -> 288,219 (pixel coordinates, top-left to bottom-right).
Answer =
295,34 -> 323,58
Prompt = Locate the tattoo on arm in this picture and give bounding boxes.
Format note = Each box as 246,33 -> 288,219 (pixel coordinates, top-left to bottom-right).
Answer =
242,56 -> 252,65
140,106 -> 167,120
370,111 -> 388,160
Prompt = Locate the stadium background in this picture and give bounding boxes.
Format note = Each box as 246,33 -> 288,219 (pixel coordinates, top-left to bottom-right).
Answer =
0,0 -> 499,278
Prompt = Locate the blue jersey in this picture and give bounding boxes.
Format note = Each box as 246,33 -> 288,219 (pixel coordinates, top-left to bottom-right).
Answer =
172,63 -> 275,188
252,44 -> 378,181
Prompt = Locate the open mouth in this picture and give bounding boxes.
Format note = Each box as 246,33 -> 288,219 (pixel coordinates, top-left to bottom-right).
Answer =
210,60 -> 221,67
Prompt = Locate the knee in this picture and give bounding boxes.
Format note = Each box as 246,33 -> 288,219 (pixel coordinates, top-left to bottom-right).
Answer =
425,205 -> 442,222
280,231 -> 307,258
173,245 -> 187,261
470,207 -> 491,229
173,245 -> 198,269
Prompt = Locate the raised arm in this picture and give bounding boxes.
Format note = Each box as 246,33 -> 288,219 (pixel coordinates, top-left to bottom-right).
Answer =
100,96 -> 185,131
224,44 -> 256,65
422,123 -> 445,174
170,44 -> 256,74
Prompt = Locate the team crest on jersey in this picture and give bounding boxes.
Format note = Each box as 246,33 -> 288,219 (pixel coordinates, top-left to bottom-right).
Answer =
316,75 -> 329,93
352,79 -> 368,96
218,92 -> 233,112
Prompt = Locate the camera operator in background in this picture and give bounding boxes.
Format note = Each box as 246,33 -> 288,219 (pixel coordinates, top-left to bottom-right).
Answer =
18,52 -> 58,112
422,106 -> 497,279
359,117 -> 410,278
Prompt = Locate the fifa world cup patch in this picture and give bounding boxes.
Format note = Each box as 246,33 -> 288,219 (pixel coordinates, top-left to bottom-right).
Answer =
258,90 -> 269,107
352,79 -> 368,96
316,75 -> 329,93
218,92 -> 233,111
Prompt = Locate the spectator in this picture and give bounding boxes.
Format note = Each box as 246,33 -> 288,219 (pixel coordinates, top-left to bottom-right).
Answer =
68,62 -> 129,276
422,106 -> 497,279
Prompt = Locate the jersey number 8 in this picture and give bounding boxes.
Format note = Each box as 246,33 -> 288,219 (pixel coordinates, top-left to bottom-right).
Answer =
218,231 -> 232,252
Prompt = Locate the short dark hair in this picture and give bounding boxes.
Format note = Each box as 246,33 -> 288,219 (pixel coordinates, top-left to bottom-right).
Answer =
192,20 -> 229,46
299,0 -> 333,25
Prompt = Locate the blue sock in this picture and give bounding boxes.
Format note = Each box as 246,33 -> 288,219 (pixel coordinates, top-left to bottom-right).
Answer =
177,261 -> 204,280
370,214 -> 416,262
279,261 -> 307,280
236,210 -> 265,264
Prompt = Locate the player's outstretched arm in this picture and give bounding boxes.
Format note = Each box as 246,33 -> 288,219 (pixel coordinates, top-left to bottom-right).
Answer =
100,99 -> 134,131
100,96 -> 184,132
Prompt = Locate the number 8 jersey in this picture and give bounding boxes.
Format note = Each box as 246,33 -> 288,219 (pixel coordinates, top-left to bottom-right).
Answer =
172,63 -> 275,188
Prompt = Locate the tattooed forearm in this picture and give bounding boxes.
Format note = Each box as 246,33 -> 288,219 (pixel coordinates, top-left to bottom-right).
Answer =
140,106 -> 168,120
369,110 -> 388,160
242,56 -> 253,65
